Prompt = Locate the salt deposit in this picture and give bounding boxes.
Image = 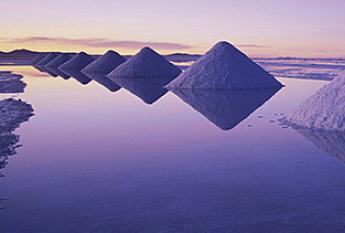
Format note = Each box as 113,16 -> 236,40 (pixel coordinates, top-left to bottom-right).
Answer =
59,52 -> 94,71
171,88 -> 280,130
108,47 -> 181,80
64,70 -> 92,85
166,41 -> 283,90
35,53 -> 59,66
31,54 -> 47,65
0,72 -> 26,93
45,54 -> 71,68
84,74 -> 121,92
82,50 -> 126,75
288,71 -> 345,132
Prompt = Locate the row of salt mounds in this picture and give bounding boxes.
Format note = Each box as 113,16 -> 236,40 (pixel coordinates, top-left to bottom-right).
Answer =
108,47 -> 181,80
82,50 -> 126,76
166,41 -> 283,90
59,52 -> 94,71
31,54 -> 47,65
35,53 -> 59,66
288,71 -> 345,132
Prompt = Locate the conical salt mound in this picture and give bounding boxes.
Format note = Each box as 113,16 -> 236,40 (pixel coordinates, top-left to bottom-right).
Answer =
171,88 -> 280,130
45,54 -> 72,69
59,52 -> 94,71
36,53 -> 59,66
166,41 -> 283,90
288,71 -> 345,132
82,50 -> 126,75
108,47 -> 181,80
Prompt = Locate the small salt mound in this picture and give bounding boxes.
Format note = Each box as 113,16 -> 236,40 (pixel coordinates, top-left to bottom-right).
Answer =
35,53 -> 59,66
59,52 -> 95,71
82,50 -> 126,75
171,88 -> 280,130
166,41 -> 283,90
108,47 -> 181,80
288,71 -> 345,132
45,54 -> 72,68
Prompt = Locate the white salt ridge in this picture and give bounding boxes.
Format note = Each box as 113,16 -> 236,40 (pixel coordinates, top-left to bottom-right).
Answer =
45,54 -> 71,68
59,52 -> 94,71
108,47 -> 181,80
288,71 -> 345,132
166,41 -> 283,90
35,53 -> 59,66
82,50 -> 126,75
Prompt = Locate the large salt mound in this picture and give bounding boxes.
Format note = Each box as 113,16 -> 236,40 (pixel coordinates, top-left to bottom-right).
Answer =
59,52 -> 94,71
171,89 -> 280,130
82,50 -> 126,76
35,53 -> 59,66
166,41 -> 283,90
288,72 -> 345,131
45,54 -> 71,68
108,47 -> 181,80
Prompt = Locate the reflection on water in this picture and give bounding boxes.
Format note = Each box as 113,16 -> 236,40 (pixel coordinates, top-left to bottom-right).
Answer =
297,129 -> 345,165
113,77 -> 174,104
84,74 -> 121,92
62,70 -> 92,85
46,67 -> 71,80
171,88 -> 281,130
0,99 -> 34,176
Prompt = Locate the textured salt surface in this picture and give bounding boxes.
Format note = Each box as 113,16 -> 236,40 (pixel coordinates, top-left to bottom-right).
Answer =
288,72 -> 345,131
113,77 -> 173,104
171,88 -> 280,130
0,98 -> 34,176
167,41 -> 282,90
108,47 -> 181,80
59,52 -> 94,71
0,73 -> 26,93
82,50 -> 126,76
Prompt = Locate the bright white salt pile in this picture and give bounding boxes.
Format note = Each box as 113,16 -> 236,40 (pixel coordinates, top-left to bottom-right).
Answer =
45,54 -> 71,68
108,47 -> 181,80
35,53 -> 59,66
166,41 -> 283,90
59,52 -> 94,71
82,50 -> 126,75
288,71 -> 345,131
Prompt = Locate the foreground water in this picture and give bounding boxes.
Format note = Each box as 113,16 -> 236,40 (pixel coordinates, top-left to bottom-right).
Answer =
1,66 -> 345,233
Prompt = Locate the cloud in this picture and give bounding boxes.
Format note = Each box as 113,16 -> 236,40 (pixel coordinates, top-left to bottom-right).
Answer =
238,44 -> 269,48
1,37 -> 192,50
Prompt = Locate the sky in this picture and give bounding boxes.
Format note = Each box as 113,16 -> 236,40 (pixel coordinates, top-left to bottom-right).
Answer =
0,0 -> 344,57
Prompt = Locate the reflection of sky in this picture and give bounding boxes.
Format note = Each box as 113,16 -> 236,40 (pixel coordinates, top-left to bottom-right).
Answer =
1,0 -> 345,56
3,66 -> 345,232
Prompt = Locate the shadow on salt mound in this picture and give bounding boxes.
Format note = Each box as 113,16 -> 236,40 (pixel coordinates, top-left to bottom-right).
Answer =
84,74 -> 121,92
113,77 -> 173,105
171,88 -> 281,130
0,98 -> 34,176
63,70 -> 92,85
296,129 -> 345,166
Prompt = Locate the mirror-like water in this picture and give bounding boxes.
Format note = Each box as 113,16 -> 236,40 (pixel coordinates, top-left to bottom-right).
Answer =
1,66 -> 345,233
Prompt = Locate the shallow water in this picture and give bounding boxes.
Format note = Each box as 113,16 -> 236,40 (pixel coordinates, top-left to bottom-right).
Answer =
1,66 -> 345,233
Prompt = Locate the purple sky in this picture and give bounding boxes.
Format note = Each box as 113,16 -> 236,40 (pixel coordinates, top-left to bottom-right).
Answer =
0,0 -> 344,57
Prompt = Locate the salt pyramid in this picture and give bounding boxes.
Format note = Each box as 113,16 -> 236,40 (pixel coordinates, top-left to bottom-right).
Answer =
59,52 -> 94,71
108,47 -> 181,80
82,50 -> 126,75
45,54 -> 71,68
171,89 -> 280,130
166,41 -> 283,90
35,53 -> 59,66
288,71 -> 345,132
